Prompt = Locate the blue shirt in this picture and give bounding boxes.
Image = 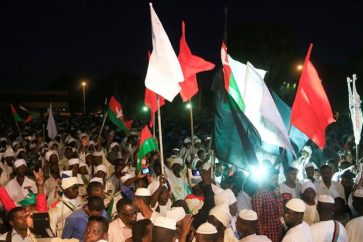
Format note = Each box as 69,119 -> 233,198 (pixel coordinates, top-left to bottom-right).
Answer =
61,208 -> 107,241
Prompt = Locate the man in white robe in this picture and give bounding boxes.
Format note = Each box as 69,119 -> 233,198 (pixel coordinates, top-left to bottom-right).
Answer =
346,189 -> 363,242
235,209 -> 271,241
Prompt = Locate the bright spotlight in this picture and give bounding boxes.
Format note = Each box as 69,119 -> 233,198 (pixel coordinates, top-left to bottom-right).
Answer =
250,164 -> 267,183
186,103 -> 192,109
142,106 -> 148,112
296,65 -> 303,71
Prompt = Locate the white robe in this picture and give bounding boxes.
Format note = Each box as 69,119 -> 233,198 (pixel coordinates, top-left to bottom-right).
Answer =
314,180 -> 345,201
5,176 -> 38,203
240,234 -> 271,242
279,182 -> 302,199
310,220 -> 348,242
282,221 -> 313,242
303,203 -> 319,225
346,216 -> 363,242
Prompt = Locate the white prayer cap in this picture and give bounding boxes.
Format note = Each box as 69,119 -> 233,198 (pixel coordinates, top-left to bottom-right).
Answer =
48,141 -> 59,148
195,139 -> 202,144
66,137 -> 76,144
80,133 -> 89,139
214,189 -> 236,207
353,189 -> 363,198
12,141 -> 19,147
79,162 -> 88,169
68,158 -> 80,166
14,159 -> 27,168
170,157 -> 183,167
45,150 -> 58,161
302,146 -> 312,155
92,151 -> 103,157
206,136 -> 212,141
15,148 -> 26,157
183,137 -> 191,143
196,222 -> 218,235
239,209 -> 258,221
135,188 -> 151,197
166,207 -> 186,222
209,205 -> 232,227
61,170 -> 73,178
89,177 -> 104,185
304,162 -> 317,169
61,177 -> 78,190
0,137 -> 7,142
95,165 -> 107,174
153,216 -> 176,230
318,195 -> 335,204
285,198 -> 305,213
110,142 -> 119,150
301,181 -> 316,193
4,147 -> 15,158
172,148 -> 180,152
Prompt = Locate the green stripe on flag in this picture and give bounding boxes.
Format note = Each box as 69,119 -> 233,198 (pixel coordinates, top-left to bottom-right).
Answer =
137,137 -> 158,171
108,109 -> 129,134
228,73 -> 245,112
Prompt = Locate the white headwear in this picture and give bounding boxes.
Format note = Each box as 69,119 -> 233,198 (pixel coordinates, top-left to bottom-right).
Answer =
0,137 -> 7,142
61,170 -> 73,178
80,133 -> 89,139
14,159 -> 26,168
353,189 -> 363,198
110,142 -> 119,150
183,137 -> 191,143
170,157 -> 183,167
318,195 -> 335,204
166,207 -> 186,222
302,146 -> 312,155
153,216 -> 176,230
239,209 -> 258,221
304,162 -> 317,169
286,198 -> 306,212
48,141 -> 59,149
195,139 -> 202,144
89,177 -> 104,185
301,181 -> 316,193
15,148 -> 25,157
95,165 -> 107,174
61,177 -> 78,190
45,150 -> 58,161
172,148 -> 180,152
215,189 -> 236,206
68,158 -> 80,166
4,147 -> 15,158
209,205 -> 232,227
135,188 -> 151,197
79,162 -> 88,169
193,135 -> 199,140
196,222 -> 218,235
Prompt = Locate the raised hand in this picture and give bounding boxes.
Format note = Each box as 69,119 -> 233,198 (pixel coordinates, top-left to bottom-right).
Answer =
33,169 -> 44,185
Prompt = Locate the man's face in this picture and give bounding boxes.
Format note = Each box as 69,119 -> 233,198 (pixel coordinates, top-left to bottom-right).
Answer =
119,204 -> 137,227
10,209 -> 28,230
286,170 -> 298,183
302,188 -> 316,203
15,165 -> 26,177
283,208 -> 298,228
235,217 -> 249,235
84,221 -> 105,242
49,154 -> 59,164
89,188 -> 105,200
64,185 -> 79,199
321,167 -> 333,183
172,164 -> 182,177
305,167 -> 315,179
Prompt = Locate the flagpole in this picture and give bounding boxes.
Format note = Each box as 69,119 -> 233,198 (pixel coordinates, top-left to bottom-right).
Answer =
14,120 -> 24,148
152,114 -> 156,137
356,144 -> 359,167
157,95 -> 165,174
98,112 -> 108,140
189,100 -> 195,156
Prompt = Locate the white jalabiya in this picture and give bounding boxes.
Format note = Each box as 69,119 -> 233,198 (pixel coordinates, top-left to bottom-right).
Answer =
314,180 -> 345,201
303,203 -> 319,225
346,216 -> 363,242
240,234 -> 271,242
279,182 -> 302,199
310,220 -> 348,242
282,221 -> 313,242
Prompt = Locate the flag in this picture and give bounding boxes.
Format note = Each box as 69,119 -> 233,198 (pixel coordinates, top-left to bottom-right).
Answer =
178,21 -> 215,102
107,96 -> 133,134
47,103 -> 57,140
10,104 -> 32,124
347,74 -> 363,145
213,67 -> 261,169
223,45 -> 295,155
137,125 -> 158,171
144,88 -> 165,127
144,3 -> 184,102
291,44 -> 335,149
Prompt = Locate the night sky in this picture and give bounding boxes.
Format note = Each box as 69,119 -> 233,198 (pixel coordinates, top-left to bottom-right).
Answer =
1,0 -> 362,92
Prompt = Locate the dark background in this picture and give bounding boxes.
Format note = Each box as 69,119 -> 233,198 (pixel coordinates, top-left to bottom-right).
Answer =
1,0 -> 362,115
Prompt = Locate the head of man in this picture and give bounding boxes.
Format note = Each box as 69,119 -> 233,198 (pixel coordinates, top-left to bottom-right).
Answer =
195,222 -> 218,242
50,163 -> 60,177
284,166 -> 298,184
117,198 -> 137,227
166,207 -> 186,238
171,159 -> 183,178
152,216 -> 177,242
352,190 -> 363,215
87,181 -> 105,199
304,166 -> 315,180
326,160 -> 338,173
197,149 -> 205,160
84,196 -> 105,217
235,209 -> 258,238
68,158 -> 80,177
316,195 -> 335,221
84,216 -> 109,242
135,188 -> 152,207
283,199 -> 305,229
132,219 -> 152,242
95,165 -> 107,180
320,165 -> 333,185
8,207 -> 28,232
301,182 -> 316,205
14,159 -> 27,177
208,205 -> 231,233
158,186 -> 170,206
64,146 -> 73,159
340,171 -> 354,191
61,177 -> 79,199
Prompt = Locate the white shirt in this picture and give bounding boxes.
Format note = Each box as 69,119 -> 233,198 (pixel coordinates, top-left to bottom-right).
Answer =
237,191 -> 252,212
5,176 -> 38,203
282,221 -> 313,242
346,216 -> 363,242
310,220 -> 348,242
303,203 -> 319,225
108,218 -> 132,242
240,234 -> 271,242
315,180 -> 345,201
0,229 -> 33,242
279,182 -> 301,199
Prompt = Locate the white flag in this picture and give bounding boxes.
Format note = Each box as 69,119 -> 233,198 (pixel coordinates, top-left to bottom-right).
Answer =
228,56 -> 295,156
347,74 -> 363,145
47,103 -> 57,140
144,3 -> 184,102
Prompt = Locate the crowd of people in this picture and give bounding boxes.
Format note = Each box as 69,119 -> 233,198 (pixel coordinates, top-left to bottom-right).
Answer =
0,114 -> 362,242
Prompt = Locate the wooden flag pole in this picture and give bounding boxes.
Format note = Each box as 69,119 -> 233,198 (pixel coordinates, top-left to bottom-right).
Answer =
356,144 -> 360,168
98,112 -> 108,140
189,100 -> 195,156
152,114 -> 156,137
157,95 -> 165,174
